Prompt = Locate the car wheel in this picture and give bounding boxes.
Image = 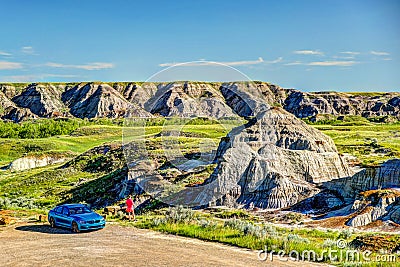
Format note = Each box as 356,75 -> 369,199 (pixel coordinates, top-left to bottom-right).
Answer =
49,217 -> 56,228
71,221 -> 80,233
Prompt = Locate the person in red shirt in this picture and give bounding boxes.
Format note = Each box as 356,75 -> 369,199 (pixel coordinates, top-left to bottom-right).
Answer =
126,195 -> 135,221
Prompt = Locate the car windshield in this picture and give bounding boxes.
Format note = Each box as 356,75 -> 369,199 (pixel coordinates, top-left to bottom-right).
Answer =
69,206 -> 91,215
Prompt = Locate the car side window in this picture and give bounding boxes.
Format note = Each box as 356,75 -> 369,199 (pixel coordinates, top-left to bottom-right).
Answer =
62,207 -> 69,215
55,207 -> 62,213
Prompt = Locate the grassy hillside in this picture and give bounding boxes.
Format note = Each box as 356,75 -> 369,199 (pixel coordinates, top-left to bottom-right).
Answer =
0,125 -> 123,166
0,116 -> 399,210
0,118 -> 242,210
316,124 -> 400,166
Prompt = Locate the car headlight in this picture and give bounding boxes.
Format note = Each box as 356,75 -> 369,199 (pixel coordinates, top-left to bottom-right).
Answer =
78,220 -> 86,224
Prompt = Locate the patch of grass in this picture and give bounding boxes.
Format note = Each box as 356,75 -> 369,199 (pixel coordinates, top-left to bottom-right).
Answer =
347,92 -> 387,97
303,115 -> 374,126
312,124 -> 400,166
0,163 -> 101,208
214,209 -> 251,219
0,143 -> 126,208
0,125 -> 124,165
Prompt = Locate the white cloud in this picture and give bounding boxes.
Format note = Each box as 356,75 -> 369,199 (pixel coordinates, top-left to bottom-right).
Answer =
308,61 -> 357,66
333,56 -> 356,60
284,61 -> 302,66
0,51 -> 12,56
266,57 -> 283,64
293,50 -> 324,56
45,74 -> 80,78
2,74 -> 80,82
1,75 -> 38,82
21,46 -> 37,55
340,51 -> 360,55
0,61 -> 23,70
334,51 -> 360,59
159,57 -> 273,67
45,62 -> 114,70
370,51 -> 390,56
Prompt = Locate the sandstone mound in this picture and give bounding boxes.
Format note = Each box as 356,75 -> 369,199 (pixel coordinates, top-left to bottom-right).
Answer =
12,83 -> 66,117
0,91 -> 15,110
145,82 -> 238,118
0,91 -> 37,122
220,82 -> 285,117
345,189 -> 400,227
297,160 -> 400,229
325,159 -> 400,199
197,107 -> 352,209
8,154 -> 72,171
318,159 -> 400,227
0,84 -> 17,98
2,106 -> 37,122
118,82 -> 157,108
62,83 -> 152,118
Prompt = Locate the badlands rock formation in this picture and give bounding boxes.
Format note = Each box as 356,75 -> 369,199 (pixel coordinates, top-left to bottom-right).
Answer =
219,82 -> 275,117
325,159 -> 400,200
62,83 -> 152,118
12,83 -> 66,117
320,159 -> 400,227
145,82 -> 238,118
0,88 -> 37,122
192,107 -> 353,209
284,90 -> 400,119
1,81 -> 398,121
288,159 -> 400,227
8,155 -> 70,171
346,190 -> 400,227
116,82 -> 157,108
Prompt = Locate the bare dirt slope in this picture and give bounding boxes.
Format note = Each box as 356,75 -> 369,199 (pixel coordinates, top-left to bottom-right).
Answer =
0,223 -> 330,267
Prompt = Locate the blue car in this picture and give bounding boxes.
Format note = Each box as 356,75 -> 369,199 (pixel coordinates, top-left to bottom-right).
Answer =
48,204 -> 105,233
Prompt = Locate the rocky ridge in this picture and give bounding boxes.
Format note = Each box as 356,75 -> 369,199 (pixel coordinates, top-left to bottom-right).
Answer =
1,82 -> 398,122
284,90 -> 400,119
12,83 -> 66,117
62,83 -> 151,118
144,82 -> 237,118
320,159 -> 400,227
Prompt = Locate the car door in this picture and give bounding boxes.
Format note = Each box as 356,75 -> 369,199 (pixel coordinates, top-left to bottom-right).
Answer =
63,208 -> 73,227
58,207 -> 70,226
52,206 -> 63,226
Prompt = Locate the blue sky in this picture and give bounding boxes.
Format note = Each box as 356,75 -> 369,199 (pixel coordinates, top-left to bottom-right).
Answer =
0,0 -> 399,91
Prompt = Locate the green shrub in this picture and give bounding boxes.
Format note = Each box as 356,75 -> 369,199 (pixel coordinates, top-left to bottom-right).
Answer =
0,118 -> 123,139
0,196 -> 39,209
339,228 -> 353,239
197,219 -> 218,229
215,209 -> 250,219
285,233 -> 310,244
322,238 -> 337,248
165,205 -> 196,223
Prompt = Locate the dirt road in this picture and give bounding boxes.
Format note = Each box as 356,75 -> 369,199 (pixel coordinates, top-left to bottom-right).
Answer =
0,223 -> 329,267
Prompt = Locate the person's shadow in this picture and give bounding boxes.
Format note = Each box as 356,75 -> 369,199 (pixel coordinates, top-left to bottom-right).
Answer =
15,224 -> 72,234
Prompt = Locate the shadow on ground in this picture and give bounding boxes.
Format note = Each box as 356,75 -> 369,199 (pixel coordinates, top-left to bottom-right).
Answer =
15,224 -> 72,234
